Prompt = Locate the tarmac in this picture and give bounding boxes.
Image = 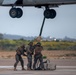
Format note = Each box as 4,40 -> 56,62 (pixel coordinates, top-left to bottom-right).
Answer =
0,58 -> 76,75
0,66 -> 76,75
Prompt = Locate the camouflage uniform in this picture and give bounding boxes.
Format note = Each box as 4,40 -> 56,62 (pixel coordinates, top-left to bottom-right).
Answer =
14,45 -> 26,71
26,42 -> 34,70
33,42 -> 44,70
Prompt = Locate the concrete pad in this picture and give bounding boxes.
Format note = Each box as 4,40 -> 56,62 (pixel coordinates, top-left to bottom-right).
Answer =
0,68 -> 76,75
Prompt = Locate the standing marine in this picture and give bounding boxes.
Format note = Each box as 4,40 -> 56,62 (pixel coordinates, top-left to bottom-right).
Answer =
26,42 -> 34,70
33,42 -> 44,70
14,44 -> 26,71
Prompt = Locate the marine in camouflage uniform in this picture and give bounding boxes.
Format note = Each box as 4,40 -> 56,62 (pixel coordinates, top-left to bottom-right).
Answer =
14,45 -> 26,71
26,42 -> 34,70
33,42 -> 44,70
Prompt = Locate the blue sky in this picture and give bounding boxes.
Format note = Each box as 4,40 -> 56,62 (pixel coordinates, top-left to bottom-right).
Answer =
0,4 -> 76,39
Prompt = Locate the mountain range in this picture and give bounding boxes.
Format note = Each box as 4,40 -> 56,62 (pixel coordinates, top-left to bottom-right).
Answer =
2,34 -> 76,41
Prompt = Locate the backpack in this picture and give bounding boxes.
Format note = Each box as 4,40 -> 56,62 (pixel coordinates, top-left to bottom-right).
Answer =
43,59 -> 56,70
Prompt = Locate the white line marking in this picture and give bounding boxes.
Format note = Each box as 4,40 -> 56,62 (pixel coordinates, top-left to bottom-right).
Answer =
0,66 -> 27,69
0,66 -> 76,69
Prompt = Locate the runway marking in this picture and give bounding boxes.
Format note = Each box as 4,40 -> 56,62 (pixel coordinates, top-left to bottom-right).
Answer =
0,66 -> 27,69
57,66 -> 76,69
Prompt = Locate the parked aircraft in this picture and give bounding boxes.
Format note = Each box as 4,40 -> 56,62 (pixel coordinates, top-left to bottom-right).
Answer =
0,0 -> 76,19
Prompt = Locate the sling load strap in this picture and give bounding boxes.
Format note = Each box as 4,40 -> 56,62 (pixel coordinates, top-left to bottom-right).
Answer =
36,17 -> 46,42
39,17 -> 46,36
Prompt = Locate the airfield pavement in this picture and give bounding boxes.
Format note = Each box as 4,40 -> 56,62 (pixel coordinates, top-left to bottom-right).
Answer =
0,58 -> 76,75
0,50 -> 76,75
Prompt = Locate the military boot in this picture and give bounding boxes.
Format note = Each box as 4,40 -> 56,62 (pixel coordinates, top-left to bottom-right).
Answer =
27,67 -> 31,70
14,67 -> 17,71
22,67 -> 26,70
